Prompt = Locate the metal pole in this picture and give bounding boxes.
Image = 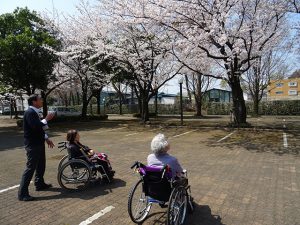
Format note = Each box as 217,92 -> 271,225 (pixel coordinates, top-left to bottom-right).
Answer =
180,83 -> 183,126
119,83 -> 122,115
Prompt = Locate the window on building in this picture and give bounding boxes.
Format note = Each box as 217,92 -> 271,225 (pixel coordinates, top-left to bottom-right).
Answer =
276,83 -> 284,87
288,90 -> 298,96
288,82 -> 298,87
275,91 -> 283,95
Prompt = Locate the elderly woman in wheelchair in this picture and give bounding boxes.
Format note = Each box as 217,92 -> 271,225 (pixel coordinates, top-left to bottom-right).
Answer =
57,129 -> 115,190
128,133 -> 194,225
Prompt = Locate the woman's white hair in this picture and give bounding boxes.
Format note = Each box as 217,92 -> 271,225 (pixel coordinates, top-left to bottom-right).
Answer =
151,133 -> 169,155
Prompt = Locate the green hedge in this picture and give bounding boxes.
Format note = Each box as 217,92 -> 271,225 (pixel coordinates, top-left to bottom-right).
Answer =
206,102 -> 232,115
16,114 -> 108,127
206,100 -> 300,116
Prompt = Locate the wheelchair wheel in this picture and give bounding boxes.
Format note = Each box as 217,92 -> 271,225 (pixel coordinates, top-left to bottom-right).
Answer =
128,179 -> 152,223
167,186 -> 188,225
57,159 -> 91,191
57,155 -> 69,171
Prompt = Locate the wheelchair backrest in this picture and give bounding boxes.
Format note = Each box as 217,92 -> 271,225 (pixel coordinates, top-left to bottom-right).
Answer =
140,165 -> 173,202
66,144 -> 90,162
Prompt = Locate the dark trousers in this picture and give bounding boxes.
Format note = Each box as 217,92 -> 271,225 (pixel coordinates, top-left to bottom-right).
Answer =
18,145 -> 46,197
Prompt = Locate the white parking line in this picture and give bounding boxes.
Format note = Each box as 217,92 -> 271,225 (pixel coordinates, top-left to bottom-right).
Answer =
172,130 -> 197,138
0,184 -> 20,194
94,127 -> 126,134
125,128 -> 160,137
217,131 -> 236,143
125,132 -> 138,137
79,206 -> 115,225
283,133 -> 288,148
0,181 -> 32,194
149,128 -> 159,132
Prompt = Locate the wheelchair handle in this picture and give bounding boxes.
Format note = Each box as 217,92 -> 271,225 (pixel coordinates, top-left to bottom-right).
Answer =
130,161 -> 139,169
130,161 -> 146,169
57,141 -> 67,151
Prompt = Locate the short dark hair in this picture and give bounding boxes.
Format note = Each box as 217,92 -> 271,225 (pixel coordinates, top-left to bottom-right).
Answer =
27,94 -> 40,106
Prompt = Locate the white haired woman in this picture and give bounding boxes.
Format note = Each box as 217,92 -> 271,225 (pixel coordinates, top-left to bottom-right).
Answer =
147,133 -> 183,178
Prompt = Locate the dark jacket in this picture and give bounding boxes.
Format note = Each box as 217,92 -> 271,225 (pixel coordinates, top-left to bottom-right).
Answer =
23,108 -> 46,146
67,143 -> 91,159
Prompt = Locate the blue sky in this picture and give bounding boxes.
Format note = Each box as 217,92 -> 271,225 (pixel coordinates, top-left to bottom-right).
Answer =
0,0 -> 88,15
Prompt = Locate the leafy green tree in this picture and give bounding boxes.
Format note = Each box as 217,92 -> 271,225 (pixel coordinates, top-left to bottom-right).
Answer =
0,8 -> 59,95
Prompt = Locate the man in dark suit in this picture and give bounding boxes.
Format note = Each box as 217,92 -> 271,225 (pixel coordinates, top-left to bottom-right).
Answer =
18,94 -> 55,201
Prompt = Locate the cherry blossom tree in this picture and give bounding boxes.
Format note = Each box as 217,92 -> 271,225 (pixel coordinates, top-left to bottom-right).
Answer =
99,2 -> 183,122
41,63 -> 73,117
44,1 -> 112,118
105,0 -> 289,124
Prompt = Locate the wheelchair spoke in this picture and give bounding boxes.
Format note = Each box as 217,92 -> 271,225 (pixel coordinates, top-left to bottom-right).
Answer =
128,180 -> 152,223
168,187 -> 188,225
58,159 -> 91,190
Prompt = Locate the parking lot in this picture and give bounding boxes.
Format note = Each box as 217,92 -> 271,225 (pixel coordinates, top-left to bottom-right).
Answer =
0,117 -> 299,225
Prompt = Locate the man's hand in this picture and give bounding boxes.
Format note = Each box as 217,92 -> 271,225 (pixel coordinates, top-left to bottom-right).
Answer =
45,112 -> 55,122
46,139 -> 55,148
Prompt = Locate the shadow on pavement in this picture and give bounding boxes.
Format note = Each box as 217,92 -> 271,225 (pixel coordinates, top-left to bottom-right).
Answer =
186,204 -> 225,225
140,203 -> 224,225
33,178 -> 126,201
209,130 -> 299,156
0,119 -> 134,151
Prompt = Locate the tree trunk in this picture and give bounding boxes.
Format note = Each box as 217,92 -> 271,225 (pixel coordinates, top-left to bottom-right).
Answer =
253,92 -> 260,116
230,76 -> 247,124
141,96 -> 149,122
195,96 -> 202,116
81,90 -> 88,118
195,74 -> 203,117
131,84 -> 135,114
96,89 -> 101,115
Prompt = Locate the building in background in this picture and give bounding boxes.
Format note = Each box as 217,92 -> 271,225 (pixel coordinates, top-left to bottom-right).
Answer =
204,88 -> 232,103
267,78 -> 300,100
149,92 -> 178,105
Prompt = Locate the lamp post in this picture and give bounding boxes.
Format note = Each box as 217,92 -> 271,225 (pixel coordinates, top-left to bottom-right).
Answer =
119,83 -> 122,115
178,77 -> 184,126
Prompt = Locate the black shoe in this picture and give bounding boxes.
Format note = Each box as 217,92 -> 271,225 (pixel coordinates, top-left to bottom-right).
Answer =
35,183 -> 52,191
18,195 -> 35,201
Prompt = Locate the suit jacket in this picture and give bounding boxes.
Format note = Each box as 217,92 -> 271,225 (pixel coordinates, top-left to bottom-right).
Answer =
23,108 -> 46,147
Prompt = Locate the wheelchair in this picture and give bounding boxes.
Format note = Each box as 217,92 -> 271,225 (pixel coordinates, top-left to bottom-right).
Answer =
57,142 -> 115,191
128,161 -> 194,225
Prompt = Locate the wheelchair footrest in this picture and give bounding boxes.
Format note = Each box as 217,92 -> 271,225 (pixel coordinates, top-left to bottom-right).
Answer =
148,197 -> 165,204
